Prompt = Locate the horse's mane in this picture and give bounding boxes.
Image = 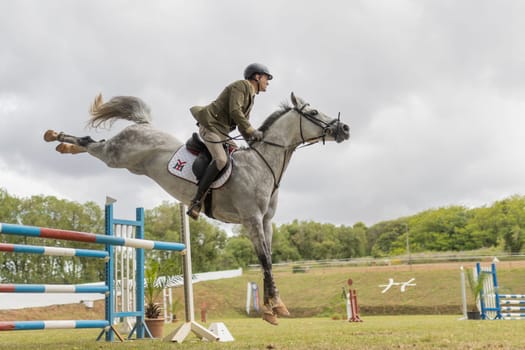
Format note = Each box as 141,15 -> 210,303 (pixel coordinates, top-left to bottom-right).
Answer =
258,102 -> 292,132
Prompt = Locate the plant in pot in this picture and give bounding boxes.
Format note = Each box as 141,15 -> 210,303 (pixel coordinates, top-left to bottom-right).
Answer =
170,297 -> 182,323
465,267 -> 488,320
144,259 -> 166,338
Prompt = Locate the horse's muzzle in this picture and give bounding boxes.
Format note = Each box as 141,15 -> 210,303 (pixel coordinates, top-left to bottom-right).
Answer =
330,122 -> 350,143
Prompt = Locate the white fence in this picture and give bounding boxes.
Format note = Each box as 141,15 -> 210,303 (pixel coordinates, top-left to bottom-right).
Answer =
0,268 -> 242,310
248,254 -> 525,270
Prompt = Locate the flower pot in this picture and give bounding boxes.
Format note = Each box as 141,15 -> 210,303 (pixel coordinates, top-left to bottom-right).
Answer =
145,318 -> 165,338
467,311 -> 481,320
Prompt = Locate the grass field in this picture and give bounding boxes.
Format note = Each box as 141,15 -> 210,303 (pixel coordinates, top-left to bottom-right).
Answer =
2,261 -> 525,349
1,316 -> 525,349
191,261 -> 525,317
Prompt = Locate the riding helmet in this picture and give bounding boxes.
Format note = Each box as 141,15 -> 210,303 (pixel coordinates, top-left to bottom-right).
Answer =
244,63 -> 273,80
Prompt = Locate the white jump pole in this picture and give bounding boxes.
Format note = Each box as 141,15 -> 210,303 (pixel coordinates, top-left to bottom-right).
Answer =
345,290 -> 352,321
246,282 -> 252,315
459,266 -> 467,320
165,204 -> 218,342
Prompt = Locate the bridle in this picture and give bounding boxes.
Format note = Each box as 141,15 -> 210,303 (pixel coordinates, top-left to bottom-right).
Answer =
296,103 -> 342,147
250,104 -> 343,192
256,104 -> 342,149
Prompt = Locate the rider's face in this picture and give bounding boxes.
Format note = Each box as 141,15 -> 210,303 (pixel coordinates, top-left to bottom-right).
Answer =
257,74 -> 270,92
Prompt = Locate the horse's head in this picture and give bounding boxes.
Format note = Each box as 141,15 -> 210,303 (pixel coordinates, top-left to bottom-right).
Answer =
290,92 -> 350,144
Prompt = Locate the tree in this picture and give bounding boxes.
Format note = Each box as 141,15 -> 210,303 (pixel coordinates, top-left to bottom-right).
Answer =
0,191 -> 104,284
273,223 -> 301,263
369,220 -> 406,257
405,206 -> 471,252
189,218 -> 228,272
337,224 -> 367,258
144,202 -> 183,277
222,235 -> 258,268
144,201 -> 228,274
496,196 -> 525,253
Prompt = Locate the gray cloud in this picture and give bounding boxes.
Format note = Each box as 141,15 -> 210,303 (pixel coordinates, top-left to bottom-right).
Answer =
2,0 -> 525,228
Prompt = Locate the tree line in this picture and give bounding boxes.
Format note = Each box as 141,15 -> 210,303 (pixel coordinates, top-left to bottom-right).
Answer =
0,188 -> 523,283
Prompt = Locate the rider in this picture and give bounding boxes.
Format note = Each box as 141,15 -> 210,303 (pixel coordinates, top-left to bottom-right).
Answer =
187,63 -> 273,219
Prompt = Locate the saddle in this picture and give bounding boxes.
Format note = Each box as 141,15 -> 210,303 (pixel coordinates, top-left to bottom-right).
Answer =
185,133 -> 233,181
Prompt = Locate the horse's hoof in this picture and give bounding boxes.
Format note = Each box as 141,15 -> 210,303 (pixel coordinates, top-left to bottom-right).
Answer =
262,304 -> 278,325
270,296 -> 290,317
44,130 -> 59,142
273,304 -> 290,317
55,143 -> 85,154
262,312 -> 278,326
56,143 -> 72,154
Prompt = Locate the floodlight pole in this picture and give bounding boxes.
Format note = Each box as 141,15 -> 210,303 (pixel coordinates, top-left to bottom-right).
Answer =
405,223 -> 411,267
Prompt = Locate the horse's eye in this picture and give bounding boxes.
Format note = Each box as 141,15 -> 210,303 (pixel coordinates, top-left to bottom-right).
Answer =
310,110 -> 318,116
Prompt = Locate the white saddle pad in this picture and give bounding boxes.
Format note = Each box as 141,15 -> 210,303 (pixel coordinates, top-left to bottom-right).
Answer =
167,146 -> 232,189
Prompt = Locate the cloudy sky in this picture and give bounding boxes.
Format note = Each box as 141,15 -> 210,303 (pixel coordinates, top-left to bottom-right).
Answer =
1,1 -> 525,229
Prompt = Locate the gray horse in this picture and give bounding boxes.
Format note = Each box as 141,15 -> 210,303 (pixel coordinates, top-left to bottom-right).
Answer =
43,92 -> 350,325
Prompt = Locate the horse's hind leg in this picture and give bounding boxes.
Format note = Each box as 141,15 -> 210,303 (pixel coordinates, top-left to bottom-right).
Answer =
43,130 -> 61,142
55,143 -> 87,154
43,129 -> 97,154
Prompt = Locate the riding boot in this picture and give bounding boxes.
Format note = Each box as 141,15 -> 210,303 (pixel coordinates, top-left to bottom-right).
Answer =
187,160 -> 221,220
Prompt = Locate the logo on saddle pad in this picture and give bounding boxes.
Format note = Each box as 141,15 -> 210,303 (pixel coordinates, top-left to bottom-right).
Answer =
173,159 -> 187,172
167,146 -> 232,189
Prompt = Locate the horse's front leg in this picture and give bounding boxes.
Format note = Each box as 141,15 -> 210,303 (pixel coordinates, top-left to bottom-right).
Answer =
263,195 -> 289,318
259,250 -> 279,325
43,130 -> 97,154
244,218 -> 279,325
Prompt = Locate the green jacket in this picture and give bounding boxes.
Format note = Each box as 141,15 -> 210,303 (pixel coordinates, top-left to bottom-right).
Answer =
190,79 -> 256,137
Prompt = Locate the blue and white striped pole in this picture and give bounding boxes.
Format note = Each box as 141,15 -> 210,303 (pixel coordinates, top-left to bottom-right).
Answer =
0,284 -> 109,294
0,243 -> 108,259
0,320 -> 109,331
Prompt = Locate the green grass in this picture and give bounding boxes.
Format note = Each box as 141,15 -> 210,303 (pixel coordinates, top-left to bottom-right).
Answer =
1,316 -> 525,349
188,262 -> 525,317
2,262 -> 525,349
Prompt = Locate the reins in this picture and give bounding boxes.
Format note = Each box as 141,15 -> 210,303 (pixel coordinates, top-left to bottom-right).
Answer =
249,105 -> 342,192
200,132 -> 245,144
197,105 -> 341,193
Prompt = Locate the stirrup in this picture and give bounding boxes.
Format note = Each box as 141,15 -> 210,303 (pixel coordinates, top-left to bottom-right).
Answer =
186,201 -> 201,220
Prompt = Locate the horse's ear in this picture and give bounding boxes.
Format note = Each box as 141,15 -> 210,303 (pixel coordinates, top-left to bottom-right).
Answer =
291,92 -> 305,109
291,92 -> 298,107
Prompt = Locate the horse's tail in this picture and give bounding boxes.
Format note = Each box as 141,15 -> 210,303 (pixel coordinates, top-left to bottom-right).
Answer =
88,93 -> 152,128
